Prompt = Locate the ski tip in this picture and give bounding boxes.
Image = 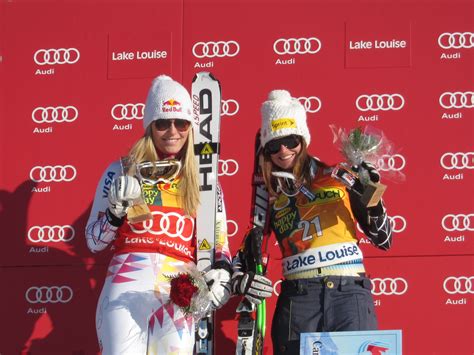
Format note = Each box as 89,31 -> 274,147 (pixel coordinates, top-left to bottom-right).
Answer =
193,72 -> 211,82
192,71 -> 221,84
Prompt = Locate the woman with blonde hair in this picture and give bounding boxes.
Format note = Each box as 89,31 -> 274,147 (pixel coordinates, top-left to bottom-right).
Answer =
85,75 -> 232,354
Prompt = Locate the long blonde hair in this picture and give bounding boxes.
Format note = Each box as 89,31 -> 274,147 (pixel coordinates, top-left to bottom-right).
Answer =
128,125 -> 200,216
261,138 -> 313,197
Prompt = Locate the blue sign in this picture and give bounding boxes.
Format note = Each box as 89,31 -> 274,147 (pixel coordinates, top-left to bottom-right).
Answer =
300,330 -> 402,355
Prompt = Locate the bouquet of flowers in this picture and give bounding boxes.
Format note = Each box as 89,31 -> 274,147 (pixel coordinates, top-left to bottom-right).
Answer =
329,125 -> 400,206
166,265 -> 211,321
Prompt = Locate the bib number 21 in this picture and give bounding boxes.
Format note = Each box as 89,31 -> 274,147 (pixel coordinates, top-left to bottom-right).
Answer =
299,216 -> 323,241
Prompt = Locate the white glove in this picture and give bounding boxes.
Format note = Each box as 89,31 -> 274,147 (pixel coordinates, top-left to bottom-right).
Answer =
204,268 -> 232,309
107,176 -> 142,218
231,271 -> 273,305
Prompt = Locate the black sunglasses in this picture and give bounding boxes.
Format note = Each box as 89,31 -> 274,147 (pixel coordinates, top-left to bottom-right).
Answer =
264,135 -> 301,155
154,119 -> 191,132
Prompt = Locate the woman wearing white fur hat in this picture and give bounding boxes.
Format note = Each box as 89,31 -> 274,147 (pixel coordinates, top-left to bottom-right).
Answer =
232,90 -> 393,354
85,75 -> 233,354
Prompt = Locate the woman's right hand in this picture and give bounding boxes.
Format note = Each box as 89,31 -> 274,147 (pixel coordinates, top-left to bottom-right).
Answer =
107,176 -> 142,218
231,271 -> 273,305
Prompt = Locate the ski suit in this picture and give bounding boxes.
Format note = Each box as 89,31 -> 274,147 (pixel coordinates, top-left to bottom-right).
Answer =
85,161 -> 231,355
269,159 -> 392,354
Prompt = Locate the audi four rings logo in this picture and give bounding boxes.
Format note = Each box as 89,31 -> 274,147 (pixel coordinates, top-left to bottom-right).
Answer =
443,276 -> 474,294
34,48 -> 80,65
30,165 -> 77,183
192,41 -> 240,58
273,37 -> 322,55
376,154 -> 406,172
357,215 -> 406,234
111,103 -> 145,121
439,92 -> 474,109
227,220 -> 238,237
371,278 -> 408,296
32,106 -> 79,123
221,99 -> 239,116
218,159 -> 239,176
441,214 -> 474,232
356,94 -> 405,111
298,96 -> 322,113
25,286 -> 73,304
440,152 -> 474,170
130,211 -> 194,241
438,32 -> 474,49
28,225 -> 75,243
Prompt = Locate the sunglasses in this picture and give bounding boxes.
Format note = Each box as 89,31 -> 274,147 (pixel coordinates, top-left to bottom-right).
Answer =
264,135 -> 301,155
154,119 -> 191,132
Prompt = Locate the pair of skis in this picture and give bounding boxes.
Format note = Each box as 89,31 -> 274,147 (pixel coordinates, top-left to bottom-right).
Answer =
192,73 -> 269,355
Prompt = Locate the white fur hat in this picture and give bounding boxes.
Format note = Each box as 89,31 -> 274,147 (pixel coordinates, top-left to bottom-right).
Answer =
143,75 -> 193,130
260,90 -> 310,148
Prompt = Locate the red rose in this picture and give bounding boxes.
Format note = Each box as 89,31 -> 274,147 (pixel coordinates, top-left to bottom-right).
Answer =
170,274 -> 198,308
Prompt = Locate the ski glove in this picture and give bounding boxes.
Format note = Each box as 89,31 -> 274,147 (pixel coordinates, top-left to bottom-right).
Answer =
231,271 -> 273,305
350,161 -> 384,215
352,161 -> 381,183
107,176 -> 142,219
204,268 -> 232,310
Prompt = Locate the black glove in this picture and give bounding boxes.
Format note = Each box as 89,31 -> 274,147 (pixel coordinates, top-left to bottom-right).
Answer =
352,161 -> 380,183
350,161 -> 384,215
231,271 -> 273,305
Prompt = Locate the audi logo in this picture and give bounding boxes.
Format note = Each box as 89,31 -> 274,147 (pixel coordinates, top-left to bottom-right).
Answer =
227,219 -> 238,237
30,165 -> 77,183
357,215 -> 406,234
440,152 -> 474,170
371,278 -> 408,296
376,154 -> 406,172
273,37 -> 322,55
33,48 -> 80,65
439,92 -> 474,109
443,276 -> 474,294
218,159 -> 239,176
438,32 -> 474,49
130,210 -> 194,241
356,94 -> 405,111
192,41 -> 240,58
32,106 -> 79,123
298,96 -> 322,113
25,286 -> 73,304
221,99 -> 239,117
273,279 -> 282,296
441,214 -> 474,232
28,225 -> 75,243
111,103 -> 145,121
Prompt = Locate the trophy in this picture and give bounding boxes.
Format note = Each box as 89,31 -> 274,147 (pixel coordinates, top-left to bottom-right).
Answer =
120,157 -> 182,223
120,157 -> 153,224
330,126 -> 389,207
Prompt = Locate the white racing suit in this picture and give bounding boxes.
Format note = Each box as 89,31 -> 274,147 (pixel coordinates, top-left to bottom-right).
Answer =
85,161 -> 231,354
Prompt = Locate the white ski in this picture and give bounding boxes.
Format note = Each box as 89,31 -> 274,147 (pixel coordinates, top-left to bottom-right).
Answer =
192,72 -> 222,355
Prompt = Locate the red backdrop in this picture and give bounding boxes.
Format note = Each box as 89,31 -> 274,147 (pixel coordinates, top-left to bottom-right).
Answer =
0,0 -> 473,354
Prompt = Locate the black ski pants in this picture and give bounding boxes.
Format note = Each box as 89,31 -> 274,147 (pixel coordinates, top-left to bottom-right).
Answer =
271,275 -> 377,355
